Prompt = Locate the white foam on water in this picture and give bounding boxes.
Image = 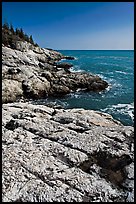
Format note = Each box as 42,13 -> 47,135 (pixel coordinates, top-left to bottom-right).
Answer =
94,56 -> 108,59
112,103 -> 134,120
108,56 -> 129,60
105,85 -> 112,92
98,62 -> 120,67
74,94 -> 80,99
101,102 -> 134,121
97,74 -> 108,81
68,92 -> 81,99
97,74 -> 115,88
70,66 -> 85,73
94,56 -> 129,60
59,59 -> 67,62
98,62 -> 109,65
55,100 -> 69,108
106,78 -> 122,89
112,103 -> 133,109
115,70 -> 128,74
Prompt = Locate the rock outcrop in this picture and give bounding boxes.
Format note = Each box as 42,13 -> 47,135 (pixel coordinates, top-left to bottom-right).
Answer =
2,37 -> 134,202
63,56 -> 75,60
2,42 -> 108,103
2,102 -> 134,202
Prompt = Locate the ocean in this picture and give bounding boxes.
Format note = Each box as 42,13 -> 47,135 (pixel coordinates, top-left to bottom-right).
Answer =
36,50 -> 134,126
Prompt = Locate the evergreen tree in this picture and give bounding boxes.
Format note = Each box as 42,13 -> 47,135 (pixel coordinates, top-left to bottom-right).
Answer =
18,28 -> 24,39
29,35 -> 34,44
10,23 -> 15,34
35,43 -> 39,47
16,28 -> 20,36
2,21 -> 38,47
24,34 -> 30,42
3,22 -> 9,30
2,33 -> 9,46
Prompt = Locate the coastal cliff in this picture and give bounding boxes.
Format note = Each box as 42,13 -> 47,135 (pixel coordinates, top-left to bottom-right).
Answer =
2,31 -> 134,202
2,41 -> 108,103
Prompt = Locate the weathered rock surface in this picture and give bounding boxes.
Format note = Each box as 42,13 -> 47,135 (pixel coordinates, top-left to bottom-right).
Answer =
2,39 -> 133,202
2,102 -> 134,202
56,62 -> 73,69
2,42 -> 108,103
63,56 -> 75,60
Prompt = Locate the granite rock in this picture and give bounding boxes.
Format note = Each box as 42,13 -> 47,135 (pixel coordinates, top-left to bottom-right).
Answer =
2,42 -> 108,103
2,102 -> 134,202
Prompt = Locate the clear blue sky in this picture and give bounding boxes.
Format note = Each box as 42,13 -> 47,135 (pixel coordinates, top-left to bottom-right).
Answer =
2,2 -> 134,50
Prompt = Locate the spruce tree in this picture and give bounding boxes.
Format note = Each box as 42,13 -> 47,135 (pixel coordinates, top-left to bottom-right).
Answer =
2,22 -> 38,47
16,28 -> 20,36
19,28 -> 24,39
29,35 -> 34,44
10,24 -> 15,34
24,34 -> 29,42
3,22 -> 9,30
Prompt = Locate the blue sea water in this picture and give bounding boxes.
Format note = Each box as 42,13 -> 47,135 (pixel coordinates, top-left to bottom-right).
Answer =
38,50 -> 134,126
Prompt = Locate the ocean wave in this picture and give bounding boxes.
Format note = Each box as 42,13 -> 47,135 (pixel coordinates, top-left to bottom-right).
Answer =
105,85 -> 112,92
94,56 -> 108,59
53,100 -> 69,108
97,74 -> 108,81
101,102 -> 134,121
108,56 -> 130,60
59,59 -> 67,62
94,56 -> 129,60
59,57 -> 78,62
112,103 -> 134,109
70,66 -> 85,73
115,70 -> 128,74
98,62 -> 109,65
69,93 -> 81,99
98,62 -> 121,67
97,74 -> 123,90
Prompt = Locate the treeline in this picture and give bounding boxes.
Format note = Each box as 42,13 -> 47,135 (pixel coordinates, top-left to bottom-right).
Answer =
2,22 -> 39,48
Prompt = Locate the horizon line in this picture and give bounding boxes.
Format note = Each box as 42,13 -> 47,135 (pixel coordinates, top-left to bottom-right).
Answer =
55,49 -> 134,51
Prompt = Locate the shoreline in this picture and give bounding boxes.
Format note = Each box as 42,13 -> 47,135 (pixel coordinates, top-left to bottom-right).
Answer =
2,42 -> 108,104
2,41 -> 134,202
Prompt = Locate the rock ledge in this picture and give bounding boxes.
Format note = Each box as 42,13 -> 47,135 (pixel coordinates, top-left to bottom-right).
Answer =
2,102 -> 134,202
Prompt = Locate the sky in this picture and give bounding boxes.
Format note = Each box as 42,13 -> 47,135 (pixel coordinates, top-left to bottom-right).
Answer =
2,2 -> 134,50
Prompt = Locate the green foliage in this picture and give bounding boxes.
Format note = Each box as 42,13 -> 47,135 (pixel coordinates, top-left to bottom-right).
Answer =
10,24 -> 15,34
2,22 -> 39,48
3,22 -> 9,30
15,28 -> 20,35
29,35 -> 34,44
18,28 -> 25,39
24,34 -> 30,42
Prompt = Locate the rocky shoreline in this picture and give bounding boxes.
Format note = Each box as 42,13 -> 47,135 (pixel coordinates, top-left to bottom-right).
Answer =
2,41 -> 134,202
2,41 -> 108,103
2,102 -> 134,202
